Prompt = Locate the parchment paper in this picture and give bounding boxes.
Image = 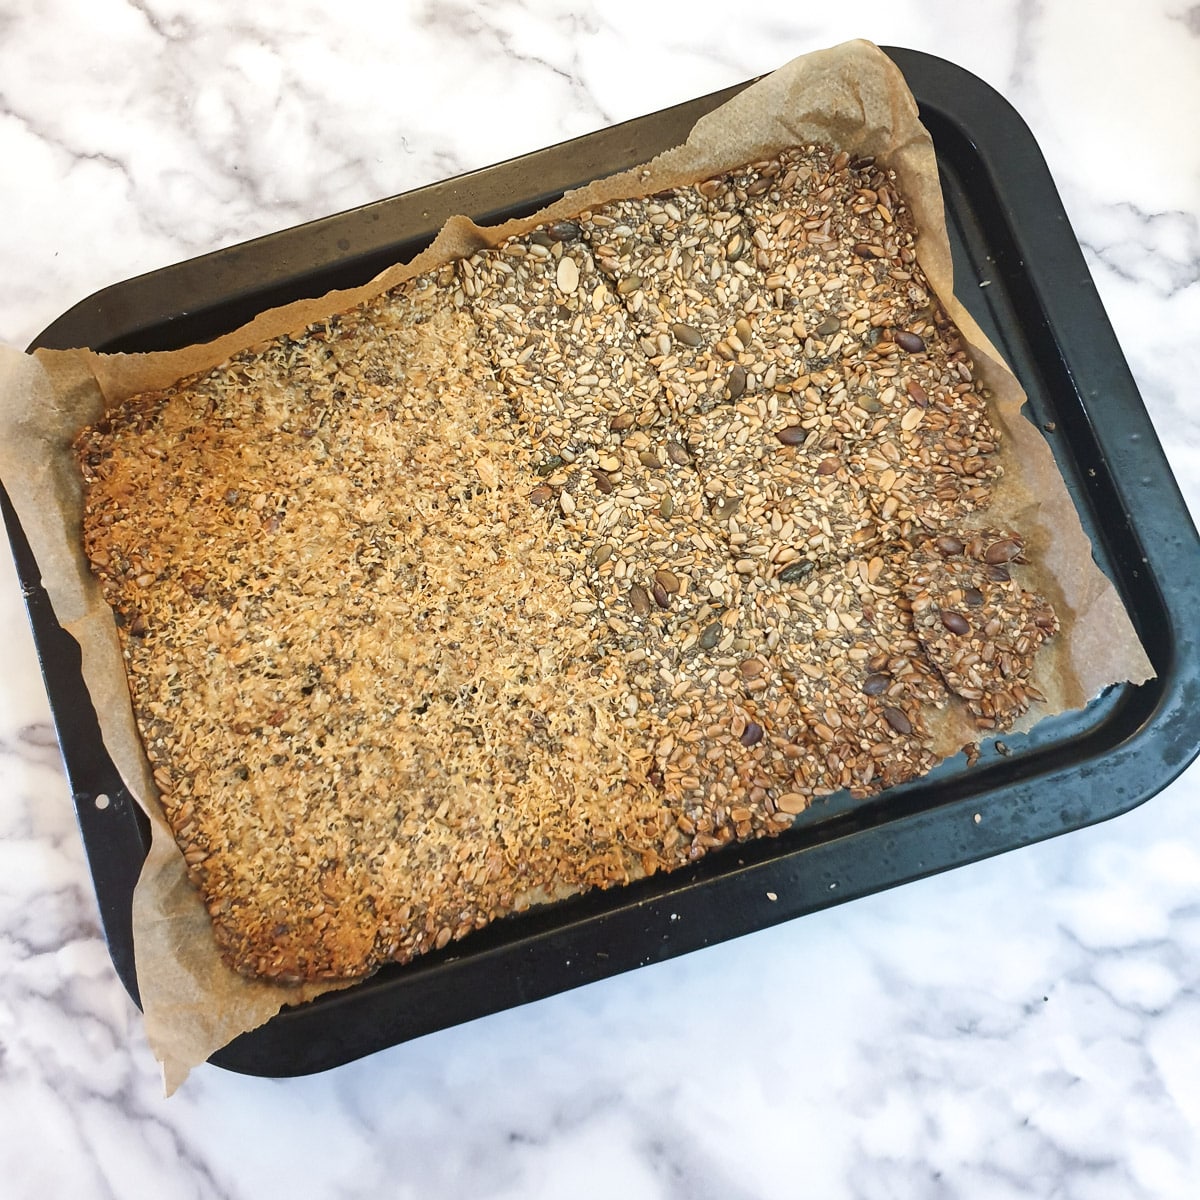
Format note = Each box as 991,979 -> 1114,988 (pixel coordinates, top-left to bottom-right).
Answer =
0,40 -> 1154,1092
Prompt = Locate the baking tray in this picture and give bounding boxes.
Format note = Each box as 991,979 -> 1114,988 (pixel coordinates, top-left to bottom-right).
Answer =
5,48 -> 1199,1077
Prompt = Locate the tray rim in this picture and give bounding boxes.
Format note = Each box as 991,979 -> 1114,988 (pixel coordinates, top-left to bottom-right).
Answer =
6,45 -> 1199,1076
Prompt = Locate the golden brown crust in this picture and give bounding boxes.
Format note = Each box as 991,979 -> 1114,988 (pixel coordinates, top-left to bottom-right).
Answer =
75,146 -> 1057,982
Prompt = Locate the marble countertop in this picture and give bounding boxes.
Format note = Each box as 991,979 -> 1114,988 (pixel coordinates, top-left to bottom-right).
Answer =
2,2 -> 1198,1196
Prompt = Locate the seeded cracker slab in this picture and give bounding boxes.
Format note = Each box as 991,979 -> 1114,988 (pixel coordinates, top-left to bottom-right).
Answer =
75,280 -> 691,981
458,231 -> 670,445
0,42 -> 1154,1089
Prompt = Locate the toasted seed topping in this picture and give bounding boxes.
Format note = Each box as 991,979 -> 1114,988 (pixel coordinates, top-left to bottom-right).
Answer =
740,721 -> 764,747
654,568 -> 682,594
940,609 -> 970,635
76,143 -> 1058,984
778,560 -> 815,583
863,673 -> 890,696
556,256 -> 580,293
985,537 -> 1023,564
726,364 -> 747,400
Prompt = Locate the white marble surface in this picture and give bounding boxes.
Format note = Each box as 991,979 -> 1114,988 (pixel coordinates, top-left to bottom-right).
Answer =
2,0 -> 1198,1195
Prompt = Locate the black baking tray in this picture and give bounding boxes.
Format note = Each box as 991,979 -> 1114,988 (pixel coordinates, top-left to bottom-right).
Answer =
5,48 -> 1199,1077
